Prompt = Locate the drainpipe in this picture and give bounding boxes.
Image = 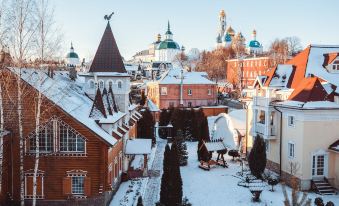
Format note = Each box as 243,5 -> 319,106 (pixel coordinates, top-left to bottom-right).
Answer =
273,105 -> 283,177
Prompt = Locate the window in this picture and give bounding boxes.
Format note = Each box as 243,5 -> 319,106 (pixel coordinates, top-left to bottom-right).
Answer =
188,102 -> 192,107
24,171 -> 44,199
89,80 -> 95,89
99,80 -> 104,89
114,157 -> 118,181
288,142 -> 295,158
72,176 -> 85,194
161,87 -> 167,95
119,152 -> 122,173
27,117 -> 86,155
288,115 -> 295,127
257,110 -> 265,124
208,89 -> 211,95
117,81 -> 122,89
60,125 -> 85,152
108,81 -> 113,88
29,121 -> 54,153
332,60 -> 339,70
188,89 -> 192,95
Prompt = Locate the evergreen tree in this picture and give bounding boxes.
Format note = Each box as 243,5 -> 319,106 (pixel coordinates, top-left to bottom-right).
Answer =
160,144 -> 171,204
140,91 -> 146,106
173,130 -> 188,166
171,108 -> 184,135
197,139 -> 204,161
137,196 -> 144,206
183,109 -> 194,141
169,144 -> 183,205
137,108 -> 155,144
248,135 -> 267,179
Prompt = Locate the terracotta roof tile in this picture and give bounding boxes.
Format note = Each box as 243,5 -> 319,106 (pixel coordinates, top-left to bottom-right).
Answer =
288,77 -> 333,102
89,22 -> 126,73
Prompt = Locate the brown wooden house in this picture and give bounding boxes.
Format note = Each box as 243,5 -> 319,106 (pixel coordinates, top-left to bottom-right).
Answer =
0,21 -> 141,206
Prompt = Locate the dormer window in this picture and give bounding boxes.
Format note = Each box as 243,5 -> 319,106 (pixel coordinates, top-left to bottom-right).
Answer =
332,60 -> 339,70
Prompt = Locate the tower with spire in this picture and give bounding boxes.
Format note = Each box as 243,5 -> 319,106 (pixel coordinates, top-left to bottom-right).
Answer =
80,19 -> 130,113
65,42 -> 80,67
155,21 -> 181,62
247,29 -> 263,56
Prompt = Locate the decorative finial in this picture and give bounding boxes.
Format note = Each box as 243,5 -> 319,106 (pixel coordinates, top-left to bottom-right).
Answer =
71,42 -> 74,50
167,20 -> 170,31
104,12 -> 114,21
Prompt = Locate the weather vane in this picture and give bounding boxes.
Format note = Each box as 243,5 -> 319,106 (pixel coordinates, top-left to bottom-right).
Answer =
104,12 -> 114,21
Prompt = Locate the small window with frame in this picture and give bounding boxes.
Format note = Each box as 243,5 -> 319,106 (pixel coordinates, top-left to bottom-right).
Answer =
288,115 -> 295,127
288,142 -> 295,158
161,87 -> 167,95
188,89 -> 192,95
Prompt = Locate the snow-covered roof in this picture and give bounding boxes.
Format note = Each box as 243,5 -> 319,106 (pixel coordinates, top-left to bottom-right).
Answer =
276,100 -> 339,109
10,68 -> 123,146
228,109 -> 246,136
306,45 -> 339,87
147,99 -> 160,112
125,64 -> 138,71
204,141 -> 226,152
79,72 -> 130,77
125,139 -> 152,155
269,64 -> 293,88
158,68 -> 215,85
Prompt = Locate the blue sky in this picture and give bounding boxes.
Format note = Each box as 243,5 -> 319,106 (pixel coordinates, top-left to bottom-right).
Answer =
54,0 -> 339,60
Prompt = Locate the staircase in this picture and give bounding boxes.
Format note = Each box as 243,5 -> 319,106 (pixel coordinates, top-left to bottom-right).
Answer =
312,179 -> 337,195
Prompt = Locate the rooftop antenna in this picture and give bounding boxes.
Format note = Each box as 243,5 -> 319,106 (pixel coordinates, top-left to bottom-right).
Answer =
104,12 -> 114,21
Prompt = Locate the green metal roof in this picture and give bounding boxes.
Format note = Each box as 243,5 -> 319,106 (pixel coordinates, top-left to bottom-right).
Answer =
249,40 -> 261,48
66,52 -> 79,59
157,40 -> 180,50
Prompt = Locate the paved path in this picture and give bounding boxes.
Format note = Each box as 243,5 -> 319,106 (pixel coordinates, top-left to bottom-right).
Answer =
142,139 -> 166,206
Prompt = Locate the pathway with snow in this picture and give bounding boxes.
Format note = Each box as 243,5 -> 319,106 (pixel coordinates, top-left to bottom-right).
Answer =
142,139 -> 166,206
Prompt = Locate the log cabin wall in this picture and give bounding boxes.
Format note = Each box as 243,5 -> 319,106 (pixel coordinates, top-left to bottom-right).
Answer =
0,69 -> 123,205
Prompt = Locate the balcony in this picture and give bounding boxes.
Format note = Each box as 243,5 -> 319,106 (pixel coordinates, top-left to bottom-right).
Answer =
254,123 -> 276,139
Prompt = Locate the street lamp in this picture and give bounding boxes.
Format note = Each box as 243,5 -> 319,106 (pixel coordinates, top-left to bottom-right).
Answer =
167,122 -> 173,143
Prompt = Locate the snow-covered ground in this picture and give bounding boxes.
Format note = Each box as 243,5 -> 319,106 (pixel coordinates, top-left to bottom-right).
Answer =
181,142 -> 339,206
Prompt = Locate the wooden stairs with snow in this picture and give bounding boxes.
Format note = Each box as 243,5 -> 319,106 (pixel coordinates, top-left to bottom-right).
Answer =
312,179 -> 337,195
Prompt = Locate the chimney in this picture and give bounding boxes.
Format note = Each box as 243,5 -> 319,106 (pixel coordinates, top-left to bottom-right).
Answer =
48,67 -> 54,79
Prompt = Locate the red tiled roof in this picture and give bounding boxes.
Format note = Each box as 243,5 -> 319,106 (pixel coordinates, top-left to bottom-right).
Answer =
288,77 -> 333,102
323,52 -> 339,67
264,46 -> 311,89
89,22 -> 126,73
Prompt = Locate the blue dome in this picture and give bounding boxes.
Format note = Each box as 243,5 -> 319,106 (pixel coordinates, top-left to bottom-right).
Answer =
249,40 -> 261,48
224,33 -> 232,42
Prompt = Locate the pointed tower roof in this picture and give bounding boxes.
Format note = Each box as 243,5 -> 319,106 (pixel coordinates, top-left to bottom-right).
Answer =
89,22 -> 126,73
165,21 -> 173,35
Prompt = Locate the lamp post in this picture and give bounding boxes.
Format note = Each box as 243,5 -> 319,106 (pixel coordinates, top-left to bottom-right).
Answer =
166,122 -> 173,143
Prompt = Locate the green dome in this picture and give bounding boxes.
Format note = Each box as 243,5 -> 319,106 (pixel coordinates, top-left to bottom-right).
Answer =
66,52 -> 79,58
249,40 -> 261,48
158,40 -> 180,50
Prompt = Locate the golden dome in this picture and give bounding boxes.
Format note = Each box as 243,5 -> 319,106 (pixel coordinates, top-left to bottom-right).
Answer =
226,26 -> 235,35
157,33 -> 161,41
219,10 -> 226,17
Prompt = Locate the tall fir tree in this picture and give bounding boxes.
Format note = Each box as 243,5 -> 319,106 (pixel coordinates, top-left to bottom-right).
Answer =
137,196 -> 144,206
173,130 -> 188,166
248,135 -> 267,179
137,108 -> 155,144
160,144 -> 171,204
169,144 -> 183,205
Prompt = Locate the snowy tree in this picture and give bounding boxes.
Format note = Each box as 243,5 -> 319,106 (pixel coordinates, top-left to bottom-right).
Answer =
169,144 -> 183,205
173,130 -> 188,166
248,135 -> 266,179
137,196 -> 144,206
160,144 -> 171,204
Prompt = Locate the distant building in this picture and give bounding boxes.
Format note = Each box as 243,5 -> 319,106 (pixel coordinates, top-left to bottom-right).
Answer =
132,21 -> 182,63
215,10 -> 263,56
226,56 -> 273,89
146,68 -> 217,109
65,43 -> 80,67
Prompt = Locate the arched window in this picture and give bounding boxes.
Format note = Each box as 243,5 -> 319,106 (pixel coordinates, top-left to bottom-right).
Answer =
108,81 -> 113,88
99,80 -> 104,89
118,81 -> 122,89
89,80 -> 95,89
